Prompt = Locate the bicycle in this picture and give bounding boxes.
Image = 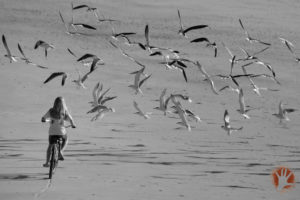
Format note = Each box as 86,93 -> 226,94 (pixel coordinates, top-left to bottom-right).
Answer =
48,135 -> 63,179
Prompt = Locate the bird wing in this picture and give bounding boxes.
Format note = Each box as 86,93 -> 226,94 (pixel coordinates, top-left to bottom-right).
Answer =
139,74 -> 151,87
44,72 -> 65,84
34,40 -> 45,49
98,88 -> 111,104
190,37 -> 210,43
145,24 -> 149,46
17,43 -> 27,59
90,57 -> 100,73
58,10 -> 68,31
67,48 -> 77,58
73,23 -> 96,30
177,9 -> 183,31
2,35 -> 12,56
72,4 -> 89,10
183,25 -> 208,34
208,77 -> 219,95
77,53 -> 96,62
92,82 -> 101,103
178,66 -> 187,82
115,32 -> 136,37
101,96 -> 117,105
61,73 -> 68,86
133,101 -> 144,114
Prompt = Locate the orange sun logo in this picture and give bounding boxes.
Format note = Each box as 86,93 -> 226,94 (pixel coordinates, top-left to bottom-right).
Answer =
271,166 -> 295,192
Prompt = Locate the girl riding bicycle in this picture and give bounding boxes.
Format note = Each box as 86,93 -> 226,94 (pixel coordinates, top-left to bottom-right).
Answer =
41,96 -> 76,167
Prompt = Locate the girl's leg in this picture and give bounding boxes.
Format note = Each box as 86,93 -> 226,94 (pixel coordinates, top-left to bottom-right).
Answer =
59,135 -> 68,160
61,134 -> 68,152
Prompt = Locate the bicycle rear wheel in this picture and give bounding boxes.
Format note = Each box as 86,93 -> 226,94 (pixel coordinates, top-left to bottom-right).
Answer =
49,145 -> 57,179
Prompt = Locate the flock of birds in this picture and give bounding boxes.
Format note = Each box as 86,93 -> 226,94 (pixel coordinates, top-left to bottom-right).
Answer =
2,2 -> 299,134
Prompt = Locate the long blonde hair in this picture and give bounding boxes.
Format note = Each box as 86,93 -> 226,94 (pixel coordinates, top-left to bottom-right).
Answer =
49,97 -> 69,120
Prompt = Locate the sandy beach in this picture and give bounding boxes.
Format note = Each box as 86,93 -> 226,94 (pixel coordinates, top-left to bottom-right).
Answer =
0,0 -> 299,199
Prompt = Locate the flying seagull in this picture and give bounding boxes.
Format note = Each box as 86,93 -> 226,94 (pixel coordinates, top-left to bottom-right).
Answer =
43,72 -> 68,86
129,67 -> 151,94
221,109 -> 243,135
273,101 -> 297,123
34,40 -> 55,58
133,101 -> 152,119
279,37 -> 300,62
17,43 -> 47,69
177,9 -> 209,38
2,35 -> 19,63
170,96 -> 191,131
238,18 -> 271,46
190,37 -> 218,57
87,105 -> 115,121
237,88 -> 250,119
195,61 -> 218,95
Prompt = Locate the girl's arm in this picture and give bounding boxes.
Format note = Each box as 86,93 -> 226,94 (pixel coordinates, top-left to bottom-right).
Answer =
65,111 -> 76,128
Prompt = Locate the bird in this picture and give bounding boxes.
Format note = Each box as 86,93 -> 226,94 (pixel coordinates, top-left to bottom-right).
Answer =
77,53 -> 104,66
43,72 -> 68,86
17,43 -> 47,69
34,40 -> 54,58
190,37 -> 218,57
273,101 -> 297,123
72,64 -> 97,89
72,23 -> 97,30
72,4 -> 99,20
87,105 -> 115,121
279,37 -> 300,62
90,82 -> 117,107
253,60 -> 276,78
110,25 -> 136,41
221,109 -> 243,135
133,101 -> 152,119
237,88 -> 250,119
219,85 -> 240,94
138,24 -> 161,53
177,9 -> 209,38
239,46 -> 270,61
109,41 -> 146,68
185,109 -> 201,122
248,77 -> 279,96
238,19 -> 271,46
154,88 -> 170,115
58,10 -> 78,35
170,96 -> 191,131
129,66 -> 151,94
2,35 -> 19,63
195,61 -> 218,95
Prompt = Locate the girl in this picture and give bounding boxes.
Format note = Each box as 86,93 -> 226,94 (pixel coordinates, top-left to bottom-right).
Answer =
41,96 -> 76,167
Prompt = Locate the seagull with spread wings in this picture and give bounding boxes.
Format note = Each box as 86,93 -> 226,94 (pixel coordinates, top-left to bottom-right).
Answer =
133,101 -> 152,119
221,109 -> 243,135
2,35 -> 19,63
43,72 -> 68,86
190,37 -> 217,57
129,66 -> 151,95
239,19 -> 271,46
195,61 -> 218,95
17,43 -> 47,69
34,40 -> 55,58
273,101 -> 297,123
177,9 -> 209,38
